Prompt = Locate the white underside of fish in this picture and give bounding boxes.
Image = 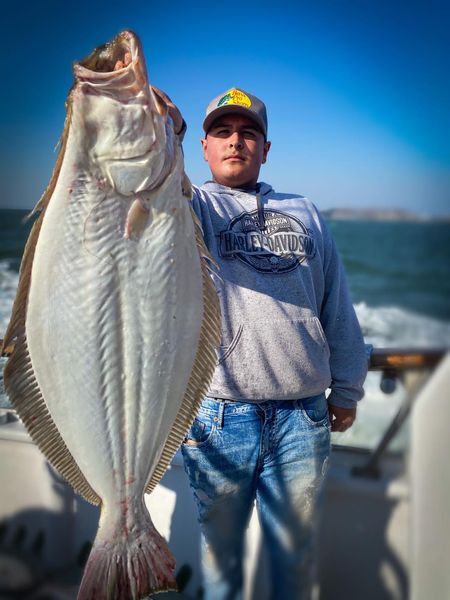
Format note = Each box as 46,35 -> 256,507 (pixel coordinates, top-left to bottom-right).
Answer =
26,145 -> 203,508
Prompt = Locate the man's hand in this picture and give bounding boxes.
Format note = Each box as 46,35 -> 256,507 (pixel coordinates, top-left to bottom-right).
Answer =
111,58 -> 185,136
328,405 -> 356,433
151,86 -> 185,137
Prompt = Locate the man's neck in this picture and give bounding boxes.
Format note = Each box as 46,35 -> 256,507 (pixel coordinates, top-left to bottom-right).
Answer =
210,179 -> 260,193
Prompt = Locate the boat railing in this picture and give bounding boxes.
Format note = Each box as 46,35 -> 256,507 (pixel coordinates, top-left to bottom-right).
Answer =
351,345 -> 448,479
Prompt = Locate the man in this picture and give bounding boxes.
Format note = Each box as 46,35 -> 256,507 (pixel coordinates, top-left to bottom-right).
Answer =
172,88 -> 368,599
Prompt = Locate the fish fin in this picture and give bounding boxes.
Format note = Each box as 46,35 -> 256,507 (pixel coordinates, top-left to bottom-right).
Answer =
30,93 -> 74,218
123,197 -> 150,240
1,212 -> 43,353
78,506 -> 176,599
189,204 -> 220,272
181,171 -> 192,199
2,137 -> 100,507
4,341 -> 101,506
146,206 -> 221,493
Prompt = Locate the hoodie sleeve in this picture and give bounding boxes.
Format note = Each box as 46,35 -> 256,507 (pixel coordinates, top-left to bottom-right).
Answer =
319,216 -> 368,408
190,185 -> 203,221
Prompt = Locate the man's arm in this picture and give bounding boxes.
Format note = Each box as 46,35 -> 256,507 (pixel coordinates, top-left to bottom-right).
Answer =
319,215 -> 368,431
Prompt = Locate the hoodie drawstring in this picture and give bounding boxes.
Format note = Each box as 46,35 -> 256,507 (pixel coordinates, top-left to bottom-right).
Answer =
256,190 -> 265,231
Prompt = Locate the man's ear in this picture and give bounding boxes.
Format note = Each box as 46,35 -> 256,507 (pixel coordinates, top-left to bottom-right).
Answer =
201,138 -> 208,162
262,140 -> 271,164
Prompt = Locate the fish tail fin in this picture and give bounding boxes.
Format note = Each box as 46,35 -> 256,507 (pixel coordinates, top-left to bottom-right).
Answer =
77,510 -> 176,600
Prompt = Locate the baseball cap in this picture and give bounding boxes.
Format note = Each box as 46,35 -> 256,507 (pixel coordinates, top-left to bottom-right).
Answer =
203,88 -> 268,138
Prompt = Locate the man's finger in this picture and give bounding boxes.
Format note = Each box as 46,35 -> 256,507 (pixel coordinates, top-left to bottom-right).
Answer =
331,419 -> 354,432
329,404 -> 356,433
151,86 -> 184,135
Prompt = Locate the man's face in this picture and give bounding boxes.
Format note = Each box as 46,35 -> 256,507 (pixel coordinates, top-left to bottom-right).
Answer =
201,114 -> 271,189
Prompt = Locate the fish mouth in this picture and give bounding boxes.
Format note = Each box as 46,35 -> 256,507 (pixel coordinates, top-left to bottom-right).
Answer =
74,30 -> 143,80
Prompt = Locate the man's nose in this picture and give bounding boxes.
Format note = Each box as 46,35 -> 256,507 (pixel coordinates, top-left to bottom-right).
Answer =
229,132 -> 244,150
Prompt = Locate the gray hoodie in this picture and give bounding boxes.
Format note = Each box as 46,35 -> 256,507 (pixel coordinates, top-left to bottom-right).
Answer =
192,181 -> 367,408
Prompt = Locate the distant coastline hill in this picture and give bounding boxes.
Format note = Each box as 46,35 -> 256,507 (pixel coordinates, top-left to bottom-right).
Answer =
322,207 -> 450,222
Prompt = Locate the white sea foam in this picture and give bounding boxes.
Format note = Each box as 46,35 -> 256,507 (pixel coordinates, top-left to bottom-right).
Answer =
355,301 -> 450,348
0,261 -> 20,407
0,260 -> 19,336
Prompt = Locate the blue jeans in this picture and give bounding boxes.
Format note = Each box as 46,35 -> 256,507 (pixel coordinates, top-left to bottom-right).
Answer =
181,394 -> 331,600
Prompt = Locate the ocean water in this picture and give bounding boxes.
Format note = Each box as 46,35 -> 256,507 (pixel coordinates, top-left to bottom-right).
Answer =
328,219 -> 450,322
1,209 -> 449,449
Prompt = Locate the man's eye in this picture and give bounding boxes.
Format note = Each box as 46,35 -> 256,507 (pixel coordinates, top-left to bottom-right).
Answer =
243,130 -> 257,139
211,128 -> 230,137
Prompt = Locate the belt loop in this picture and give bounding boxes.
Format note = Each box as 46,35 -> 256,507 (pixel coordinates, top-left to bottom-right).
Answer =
215,400 -> 225,430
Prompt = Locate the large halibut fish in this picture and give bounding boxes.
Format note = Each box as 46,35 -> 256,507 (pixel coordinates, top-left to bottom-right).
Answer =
2,31 -> 220,599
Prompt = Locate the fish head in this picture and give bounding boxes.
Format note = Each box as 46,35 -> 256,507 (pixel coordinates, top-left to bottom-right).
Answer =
72,31 -> 178,197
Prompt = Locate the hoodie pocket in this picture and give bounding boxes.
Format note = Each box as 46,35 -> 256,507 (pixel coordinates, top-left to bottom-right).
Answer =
215,316 -> 332,399
312,317 -> 330,356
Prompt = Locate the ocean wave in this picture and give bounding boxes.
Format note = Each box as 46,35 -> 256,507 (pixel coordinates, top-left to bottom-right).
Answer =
0,261 -> 19,336
0,261 -> 19,409
355,301 -> 450,347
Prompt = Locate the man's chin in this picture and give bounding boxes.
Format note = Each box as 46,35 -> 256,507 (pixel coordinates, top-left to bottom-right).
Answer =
213,167 -> 258,189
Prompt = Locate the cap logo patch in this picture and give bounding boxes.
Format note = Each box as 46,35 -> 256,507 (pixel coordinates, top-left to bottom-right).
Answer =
217,88 -> 251,109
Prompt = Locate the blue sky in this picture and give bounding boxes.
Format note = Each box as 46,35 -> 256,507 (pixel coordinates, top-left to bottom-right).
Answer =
1,0 -> 449,215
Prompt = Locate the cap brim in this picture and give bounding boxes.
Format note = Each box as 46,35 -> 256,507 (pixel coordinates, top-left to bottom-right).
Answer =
203,105 -> 266,137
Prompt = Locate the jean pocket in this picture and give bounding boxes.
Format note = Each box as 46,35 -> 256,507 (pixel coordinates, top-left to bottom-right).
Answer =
298,393 -> 330,426
183,415 -> 216,447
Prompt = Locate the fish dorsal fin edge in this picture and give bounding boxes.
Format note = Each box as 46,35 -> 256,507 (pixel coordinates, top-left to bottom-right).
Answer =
4,338 -> 101,505
145,205 -> 221,493
29,95 -> 74,219
3,165 -> 101,507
